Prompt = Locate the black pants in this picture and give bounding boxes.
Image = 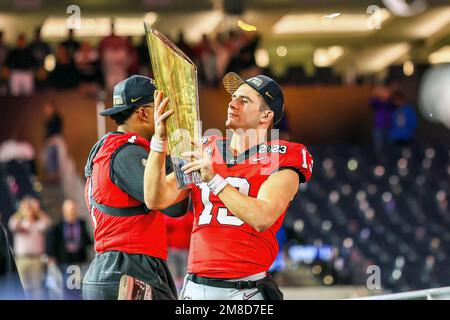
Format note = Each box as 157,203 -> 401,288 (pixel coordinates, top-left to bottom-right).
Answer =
82,251 -> 177,300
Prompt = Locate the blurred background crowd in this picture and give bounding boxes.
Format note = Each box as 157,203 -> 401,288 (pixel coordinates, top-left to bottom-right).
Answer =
0,0 -> 449,300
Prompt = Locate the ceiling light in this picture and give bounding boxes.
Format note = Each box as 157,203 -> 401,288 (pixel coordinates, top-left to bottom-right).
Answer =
403,60 -> 414,76
276,46 -> 287,57
255,48 -> 270,67
273,11 -> 390,34
428,46 -> 450,64
313,46 -> 344,67
405,7 -> 450,38
356,43 -> 410,73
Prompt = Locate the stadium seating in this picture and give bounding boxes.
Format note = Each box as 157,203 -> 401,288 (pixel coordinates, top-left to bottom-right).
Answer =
285,144 -> 450,292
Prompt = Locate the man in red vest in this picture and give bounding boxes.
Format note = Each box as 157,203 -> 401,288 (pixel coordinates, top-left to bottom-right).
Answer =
82,75 -> 189,300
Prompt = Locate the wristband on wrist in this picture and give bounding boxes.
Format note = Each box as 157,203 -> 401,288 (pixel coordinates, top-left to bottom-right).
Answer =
207,174 -> 229,196
150,136 -> 167,153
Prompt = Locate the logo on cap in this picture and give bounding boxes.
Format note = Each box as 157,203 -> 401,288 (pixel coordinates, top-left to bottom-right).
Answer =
265,91 -> 274,100
113,95 -> 123,106
248,77 -> 263,87
131,96 -> 142,103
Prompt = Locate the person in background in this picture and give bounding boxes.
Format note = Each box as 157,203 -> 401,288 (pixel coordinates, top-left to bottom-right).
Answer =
163,210 -> 194,294
28,26 -> 51,88
46,199 -> 92,300
368,81 -> 396,152
5,33 -> 35,96
47,44 -> 79,90
0,30 -> 9,96
61,29 -> 80,63
137,35 -> 151,77
175,31 -> 194,60
389,90 -> 418,146
74,41 -> 102,95
126,36 -> 140,76
42,101 -> 64,183
0,133 -> 36,175
98,21 -> 130,92
0,221 -> 25,299
8,197 -> 51,299
212,33 -> 230,82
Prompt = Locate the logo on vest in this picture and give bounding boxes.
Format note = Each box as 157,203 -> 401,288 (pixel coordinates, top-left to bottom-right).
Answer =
128,136 -> 137,143
248,77 -> 263,87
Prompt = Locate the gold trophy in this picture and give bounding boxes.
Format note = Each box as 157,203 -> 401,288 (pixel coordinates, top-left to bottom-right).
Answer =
144,23 -> 202,189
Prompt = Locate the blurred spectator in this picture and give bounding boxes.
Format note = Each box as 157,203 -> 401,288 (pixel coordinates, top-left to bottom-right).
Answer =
212,33 -> 231,80
8,197 -> 51,299
47,44 -> 79,90
5,33 -> 35,96
42,101 -> 63,183
46,199 -> 92,300
389,90 -> 418,146
163,210 -> 194,293
61,29 -> 80,63
0,221 -> 25,299
0,134 -> 36,175
368,83 -> 396,152
225,30 -> 242,57
74,41 -> 103,95
137,35 -> 151,76
225,31 -> 260,78
176,31 -> 194,60
126,36 -> 140,75
0,30 -> 9,96
98,21 -> 130,91
28,26 -> 51,87
195,34 -> 217,86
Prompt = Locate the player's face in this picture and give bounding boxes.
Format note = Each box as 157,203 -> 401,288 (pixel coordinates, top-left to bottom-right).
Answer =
226,84 -> 264,130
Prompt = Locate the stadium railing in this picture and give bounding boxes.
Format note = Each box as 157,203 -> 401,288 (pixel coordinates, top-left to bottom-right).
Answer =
353,286 -> 450,300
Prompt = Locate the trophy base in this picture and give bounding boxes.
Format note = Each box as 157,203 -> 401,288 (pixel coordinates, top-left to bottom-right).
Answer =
171,157 -> 203,189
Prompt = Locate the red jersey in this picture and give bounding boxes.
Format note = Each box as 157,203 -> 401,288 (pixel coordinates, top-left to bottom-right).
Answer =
84,132 -> 167,260
188,136 -> 313,278
163,211 -> 194,250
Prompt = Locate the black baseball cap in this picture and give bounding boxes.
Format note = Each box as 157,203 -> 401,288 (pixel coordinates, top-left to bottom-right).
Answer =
100,75 -> 157,116
222,72 -> 285,124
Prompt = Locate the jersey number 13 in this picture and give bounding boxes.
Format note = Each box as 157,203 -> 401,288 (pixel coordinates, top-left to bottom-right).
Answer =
198,177 -> 249,226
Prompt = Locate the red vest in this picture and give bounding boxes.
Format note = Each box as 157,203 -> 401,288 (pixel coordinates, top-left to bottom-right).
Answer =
84,132 -> 167,260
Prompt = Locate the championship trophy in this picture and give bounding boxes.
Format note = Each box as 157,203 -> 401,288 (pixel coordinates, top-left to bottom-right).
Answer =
144,23 -> 202,189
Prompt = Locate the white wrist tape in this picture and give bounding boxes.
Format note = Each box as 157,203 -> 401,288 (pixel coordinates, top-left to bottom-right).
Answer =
150,136 -> 167,153
208,174 -> 229,196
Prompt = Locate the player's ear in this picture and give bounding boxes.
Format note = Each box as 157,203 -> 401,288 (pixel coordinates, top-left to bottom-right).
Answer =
261,110 -> 274,124
136,107 -> 148,121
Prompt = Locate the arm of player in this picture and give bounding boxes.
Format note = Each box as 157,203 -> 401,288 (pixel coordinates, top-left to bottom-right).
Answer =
217,170 -> 299,232
143,90 -> 190,210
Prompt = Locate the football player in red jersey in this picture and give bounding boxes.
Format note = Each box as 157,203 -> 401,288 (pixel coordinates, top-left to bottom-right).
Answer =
144,72 -> 313,300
